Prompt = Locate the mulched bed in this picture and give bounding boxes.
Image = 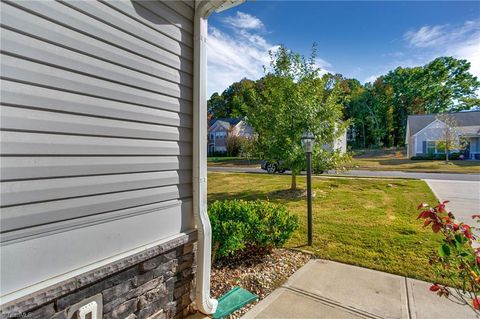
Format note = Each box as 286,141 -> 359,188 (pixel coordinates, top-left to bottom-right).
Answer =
210,248 -> 312,318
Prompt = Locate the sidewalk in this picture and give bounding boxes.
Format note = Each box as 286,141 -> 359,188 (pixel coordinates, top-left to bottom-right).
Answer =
424,179 -> 480,225
242,259 -> 476,319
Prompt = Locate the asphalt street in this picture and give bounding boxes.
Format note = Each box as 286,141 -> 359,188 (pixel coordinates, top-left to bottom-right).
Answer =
208,166 -> 480,181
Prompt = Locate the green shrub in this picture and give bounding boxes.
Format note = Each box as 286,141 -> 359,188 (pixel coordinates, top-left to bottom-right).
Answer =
449,152 -> 461,160
208,199 -> 298,259
312,149 -> 352,173
411,152 -> 461,160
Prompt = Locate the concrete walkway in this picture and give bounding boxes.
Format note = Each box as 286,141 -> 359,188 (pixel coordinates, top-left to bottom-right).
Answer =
424,179 -> 480,225
242,259 -> 476,319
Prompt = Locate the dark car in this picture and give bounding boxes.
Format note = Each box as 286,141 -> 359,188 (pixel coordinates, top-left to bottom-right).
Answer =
261,160 -> 326,174
260,160 -> 287,174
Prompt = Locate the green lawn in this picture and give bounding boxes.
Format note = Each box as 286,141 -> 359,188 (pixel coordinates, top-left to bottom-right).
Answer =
208,172 -> 457,285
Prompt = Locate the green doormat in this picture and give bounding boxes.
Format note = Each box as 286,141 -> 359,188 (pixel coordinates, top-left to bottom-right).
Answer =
212,286 -> 258,319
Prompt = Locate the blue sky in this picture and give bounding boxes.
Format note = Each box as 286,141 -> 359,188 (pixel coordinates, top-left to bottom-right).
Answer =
207,1 -> 480,96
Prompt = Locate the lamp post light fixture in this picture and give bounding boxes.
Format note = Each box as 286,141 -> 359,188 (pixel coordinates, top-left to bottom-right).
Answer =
301,131 -> 315,246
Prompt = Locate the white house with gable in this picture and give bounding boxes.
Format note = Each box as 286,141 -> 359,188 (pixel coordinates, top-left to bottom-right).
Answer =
405,111 -> 480,159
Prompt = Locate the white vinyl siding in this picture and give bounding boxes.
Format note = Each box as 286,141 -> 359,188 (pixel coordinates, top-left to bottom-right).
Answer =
0,0 -> 195,300
414,120 -> 461,155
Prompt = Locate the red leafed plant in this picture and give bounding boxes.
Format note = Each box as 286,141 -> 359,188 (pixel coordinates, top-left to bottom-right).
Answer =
417,201 -> 480,313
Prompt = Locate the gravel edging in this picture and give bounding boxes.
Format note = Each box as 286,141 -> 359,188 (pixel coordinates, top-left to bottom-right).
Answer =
210,248 -> 312,318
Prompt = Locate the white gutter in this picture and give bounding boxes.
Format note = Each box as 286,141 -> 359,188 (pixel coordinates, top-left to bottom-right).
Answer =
193,0 -> 245,315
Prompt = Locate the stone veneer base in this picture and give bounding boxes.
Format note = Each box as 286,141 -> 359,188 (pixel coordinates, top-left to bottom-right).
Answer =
1,231 -> 198,319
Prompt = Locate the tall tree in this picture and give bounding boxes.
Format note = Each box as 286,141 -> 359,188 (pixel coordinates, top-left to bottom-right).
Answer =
245,45 -> 345,190
382,57 -> 480,145
422,57 -> 480,112
207,92 -> 225,117
207,78 -> 254,118
345,56 -> 480,148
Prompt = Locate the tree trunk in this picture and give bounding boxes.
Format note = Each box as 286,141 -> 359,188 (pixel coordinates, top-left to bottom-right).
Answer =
445,139 -> 449,164
291,174 -> 297,190
362,123 -> 366,149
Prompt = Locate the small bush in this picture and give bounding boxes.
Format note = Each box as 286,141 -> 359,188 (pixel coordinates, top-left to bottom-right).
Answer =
313,149 -> 352,173
226,135 -> 243,156
209,151 -> 228,157
411,152 -> 461,160
208,199 -> 298,259
449,152 -> 461,160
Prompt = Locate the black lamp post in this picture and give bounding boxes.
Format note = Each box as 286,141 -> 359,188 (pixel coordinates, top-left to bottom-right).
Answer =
301,131 -> 315,246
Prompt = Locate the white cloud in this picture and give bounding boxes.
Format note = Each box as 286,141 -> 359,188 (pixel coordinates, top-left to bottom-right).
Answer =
207,25 -> 273,95
208,11 -> 273,95
403,20 -> 480,77
448,32 -> 480,77
314,58 -> 333,75
223,11 -> 264,30
404,25 -> 447,48
208,11 -> 333,96
364,74 -> 380,84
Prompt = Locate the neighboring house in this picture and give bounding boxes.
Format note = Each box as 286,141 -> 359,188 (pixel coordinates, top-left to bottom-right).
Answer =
0,1 -> 244,318
334,126 -> 348,154
207,118 -> 254,155
405,111 -> 480,159
346,126 -> 356,143
323,124 -> 348,154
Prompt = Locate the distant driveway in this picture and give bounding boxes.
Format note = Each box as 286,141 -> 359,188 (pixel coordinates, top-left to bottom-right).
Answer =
425,179 -> 480,225
208,166 -> 480,182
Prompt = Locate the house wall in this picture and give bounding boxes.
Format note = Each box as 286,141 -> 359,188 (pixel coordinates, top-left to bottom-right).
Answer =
408,136 -> 416,158
334,130 -> 348,153
471,138 -> 480,153
414,120 -> 460,154
1,0 -> 197,317
207,124 -> 228,153
231,121 -> 254,138
3,234 -> 197,319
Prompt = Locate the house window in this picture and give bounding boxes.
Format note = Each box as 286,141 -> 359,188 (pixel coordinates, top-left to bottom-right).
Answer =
427,141 -> 436,154
347,127 -> 355,141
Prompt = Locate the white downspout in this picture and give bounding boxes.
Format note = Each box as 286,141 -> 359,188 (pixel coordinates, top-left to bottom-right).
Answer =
192,11 -> 217,318
193,1 -> 245,314
193,1 -> 222,315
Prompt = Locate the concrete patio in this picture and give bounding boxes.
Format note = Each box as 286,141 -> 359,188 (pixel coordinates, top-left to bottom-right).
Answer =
242,259 -> 476,319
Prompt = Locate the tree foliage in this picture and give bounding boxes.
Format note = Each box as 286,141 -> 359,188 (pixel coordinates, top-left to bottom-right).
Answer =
208,52 -> 479,151
207,78 -> 254,118
244,46 -> 346,189
344,56 -> 479,148
435,114 -> 461,163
